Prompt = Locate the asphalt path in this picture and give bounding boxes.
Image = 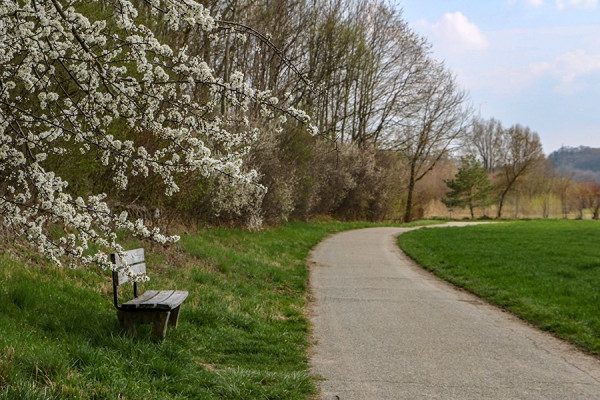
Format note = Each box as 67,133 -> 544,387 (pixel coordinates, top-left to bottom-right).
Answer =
308,224 -> 600,399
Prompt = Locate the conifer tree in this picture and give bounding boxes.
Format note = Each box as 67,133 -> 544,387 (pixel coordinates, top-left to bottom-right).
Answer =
443,155 -> 493,219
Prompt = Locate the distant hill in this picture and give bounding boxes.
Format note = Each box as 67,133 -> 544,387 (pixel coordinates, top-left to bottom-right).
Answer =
548,146 -> 600,182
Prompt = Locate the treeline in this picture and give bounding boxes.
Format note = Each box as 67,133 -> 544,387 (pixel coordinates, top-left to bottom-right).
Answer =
140,0 -> 470,227
39,0 -> 597,233
549,146 -> 600,183
423,119 -> 600,220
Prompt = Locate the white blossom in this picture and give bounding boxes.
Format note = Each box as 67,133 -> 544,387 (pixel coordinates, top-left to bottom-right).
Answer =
0,0 -> 311,278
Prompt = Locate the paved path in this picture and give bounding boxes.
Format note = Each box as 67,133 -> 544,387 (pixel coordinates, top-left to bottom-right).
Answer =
309,225 -> 600,399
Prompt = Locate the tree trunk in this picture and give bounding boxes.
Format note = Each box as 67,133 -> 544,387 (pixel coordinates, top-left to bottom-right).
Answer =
496,189 -> 509,219
562,194 -> 569,219
403,173 -> 416,223
542,195 -> 549,219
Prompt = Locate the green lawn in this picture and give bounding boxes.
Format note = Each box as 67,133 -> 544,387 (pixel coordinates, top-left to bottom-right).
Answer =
397,220 -> 600,355
0,220 -> 431,399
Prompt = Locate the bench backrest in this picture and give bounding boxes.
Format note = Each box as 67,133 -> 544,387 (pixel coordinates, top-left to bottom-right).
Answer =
111,248 -> 146,286
111,248 -> 146,309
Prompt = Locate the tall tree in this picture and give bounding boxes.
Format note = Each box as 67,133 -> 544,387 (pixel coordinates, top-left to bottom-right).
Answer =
588,181 -> 600,220
466,117 -> 503,173
442,155 -> 493,219
574,181 -> 600,220
494,124 -> 544,218
299,0 -> 431,147
394,64 -> 471,222
527,159 -> 558,219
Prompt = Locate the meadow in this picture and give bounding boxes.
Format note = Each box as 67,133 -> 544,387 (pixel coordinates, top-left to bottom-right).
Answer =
397,220 -> 600,355
0,220 -> 430,399
4,219 -> 598,399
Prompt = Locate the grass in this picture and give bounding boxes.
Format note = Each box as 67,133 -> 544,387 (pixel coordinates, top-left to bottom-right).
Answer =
397,220 -> 600,355
0,219 -> 432,399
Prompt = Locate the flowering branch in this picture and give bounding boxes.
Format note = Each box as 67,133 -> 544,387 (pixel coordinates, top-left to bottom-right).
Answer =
0,0 -> 315,276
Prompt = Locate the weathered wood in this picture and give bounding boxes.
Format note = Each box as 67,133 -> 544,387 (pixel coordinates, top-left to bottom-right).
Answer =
113,263 -> 147,286
112,248 -> 145,266
117,310 -> 136,336
151,311 -> 171,340
117,310 -> 172,340
110,248 -> 188,340
168,306 -> 181,328
112,248 -> 147,286
122,290 -> 188,310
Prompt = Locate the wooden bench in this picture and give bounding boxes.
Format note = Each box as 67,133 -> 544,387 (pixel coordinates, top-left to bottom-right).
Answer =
111,248 -> 188,340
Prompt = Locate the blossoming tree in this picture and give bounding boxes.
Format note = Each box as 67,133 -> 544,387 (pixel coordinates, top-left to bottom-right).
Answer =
0,0 -> 312,276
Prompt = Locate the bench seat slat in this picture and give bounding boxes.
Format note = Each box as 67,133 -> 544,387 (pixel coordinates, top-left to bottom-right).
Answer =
122,290 -> 188,310
126,289 -> 162,305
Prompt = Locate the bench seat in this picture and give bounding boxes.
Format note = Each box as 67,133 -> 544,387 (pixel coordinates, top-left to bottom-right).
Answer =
121,290 -> 188,310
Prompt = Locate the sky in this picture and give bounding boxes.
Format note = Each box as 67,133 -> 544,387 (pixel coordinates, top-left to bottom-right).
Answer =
397,0 -> 600,154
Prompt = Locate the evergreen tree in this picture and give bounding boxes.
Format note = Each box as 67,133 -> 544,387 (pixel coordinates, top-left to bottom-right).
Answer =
443,155 -> 494,219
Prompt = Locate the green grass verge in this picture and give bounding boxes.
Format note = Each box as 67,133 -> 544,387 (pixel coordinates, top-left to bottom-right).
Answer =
397,220 -> 600,355
0,220 -> 432,399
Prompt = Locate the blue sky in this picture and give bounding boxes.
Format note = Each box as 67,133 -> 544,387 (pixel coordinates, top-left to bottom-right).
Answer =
398,0 -> 600,154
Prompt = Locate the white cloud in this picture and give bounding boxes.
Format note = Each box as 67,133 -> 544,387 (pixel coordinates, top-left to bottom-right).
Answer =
508,0 -> 544,6
556,0 -> 597,9
552,50 -> 600,92
448,24 -> 600,95
431,12 -> 489,54
481,50 -> 600,94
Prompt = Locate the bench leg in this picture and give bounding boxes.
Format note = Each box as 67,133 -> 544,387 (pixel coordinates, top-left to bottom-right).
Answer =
117,310 -> 174,340
151,311 -> 171,341
168,306 -> 181,328
117,310 -> 136,336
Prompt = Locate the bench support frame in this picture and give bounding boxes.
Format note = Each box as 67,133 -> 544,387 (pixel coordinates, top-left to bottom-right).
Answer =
117,308 -> 181,340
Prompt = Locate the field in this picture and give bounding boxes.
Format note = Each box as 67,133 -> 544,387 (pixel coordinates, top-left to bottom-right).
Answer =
397,220 -> 600,355
0,220 -> 431,399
